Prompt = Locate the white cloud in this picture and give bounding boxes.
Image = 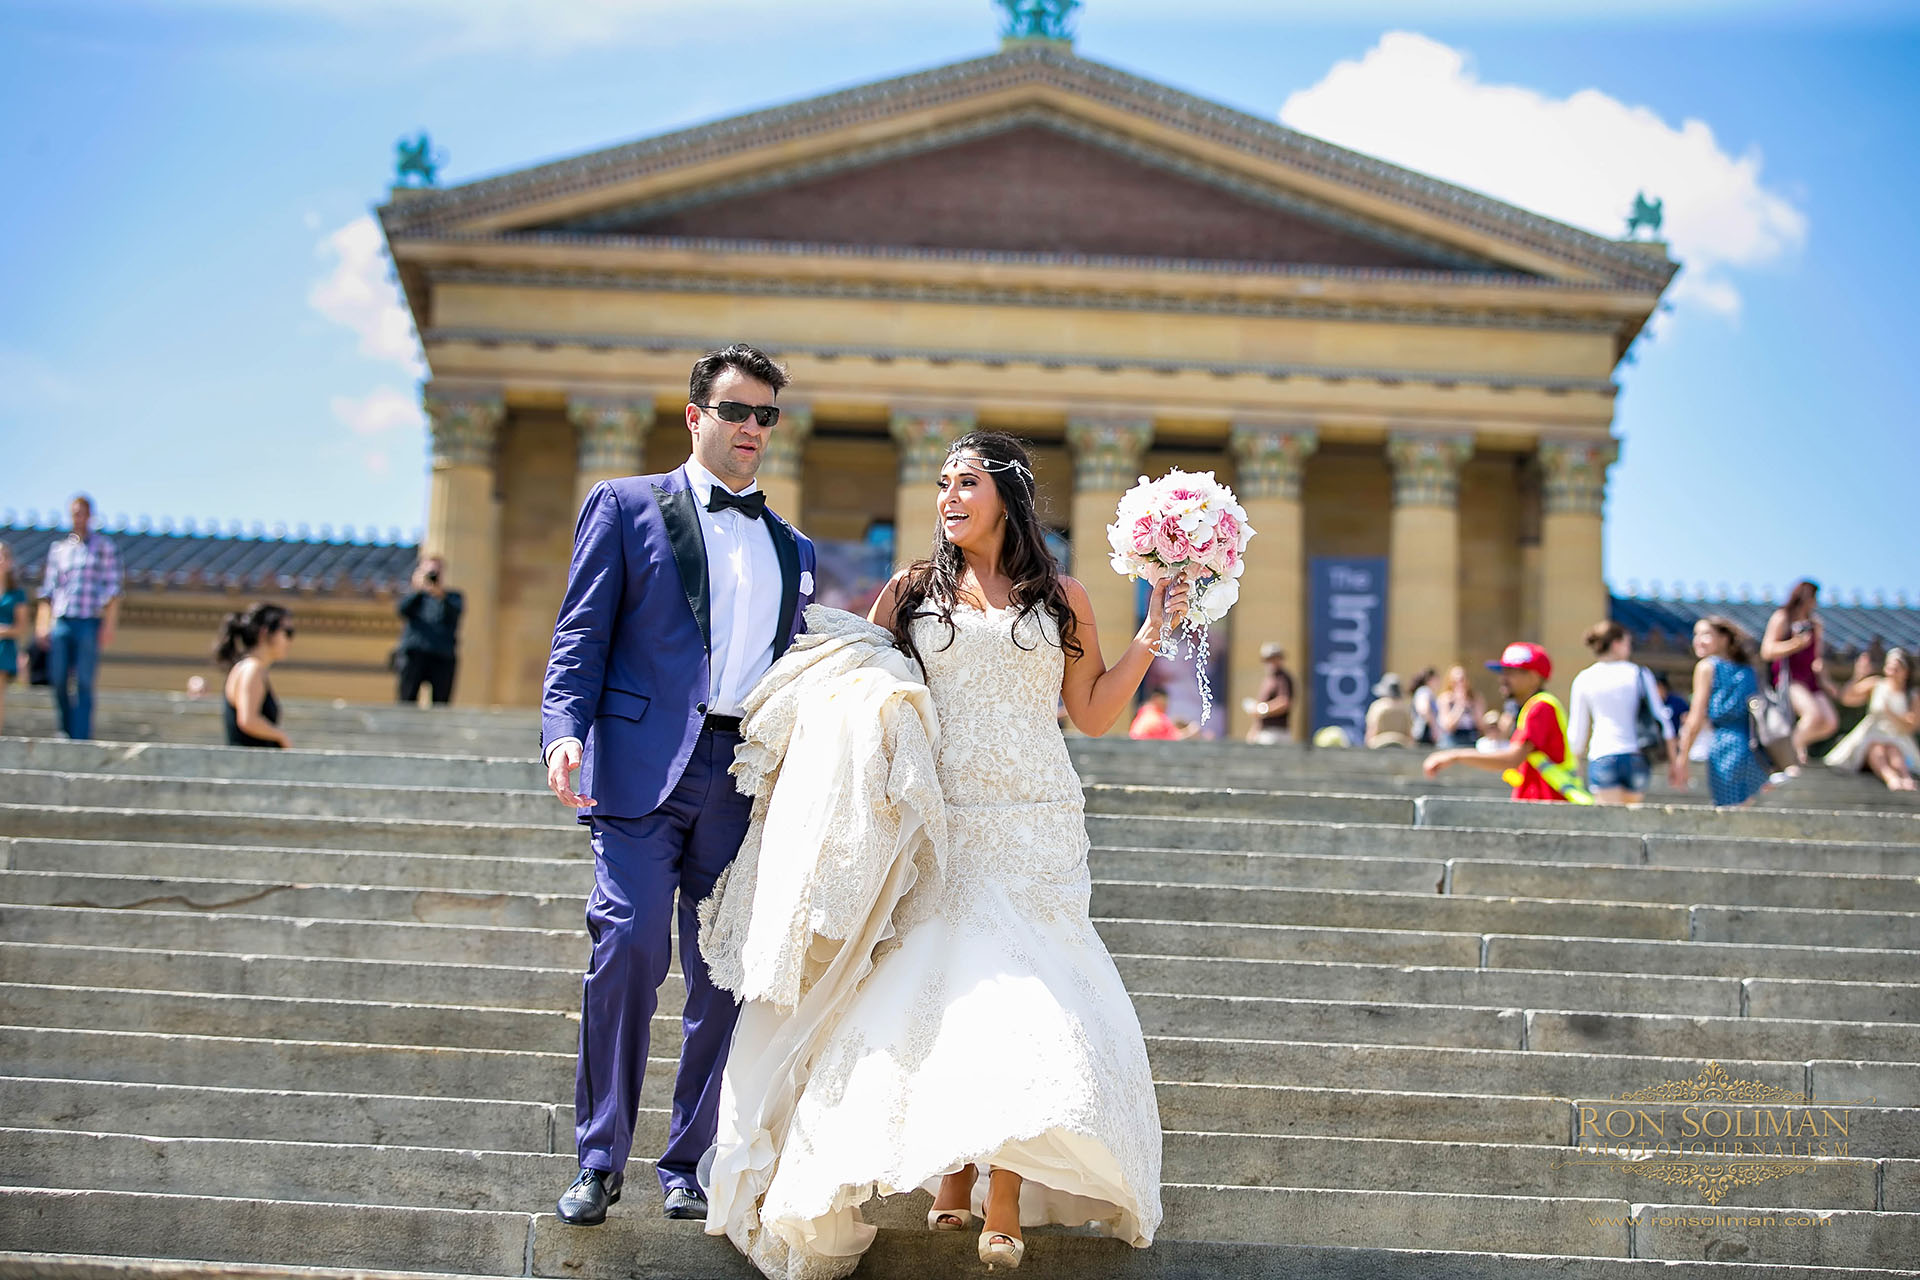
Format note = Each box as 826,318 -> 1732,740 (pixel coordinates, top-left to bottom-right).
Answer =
309,215 -> 424,373
331,385 -> 422,437
1280,32 -> 1808,316
331,386 -> 421,479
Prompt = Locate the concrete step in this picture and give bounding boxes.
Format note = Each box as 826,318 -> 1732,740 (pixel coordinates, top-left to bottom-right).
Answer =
0,903 -> 587,969
5,837 -> 594,895
0,1123 -> 1882,1230
5,713 -> 536,757
0,869 -> 584,930
0,1078 -> 558,1151
0,770 -> 565,827
11,1012 -> 1911,1120
0,803 -> 585,857
11,1181 -> 1920,1272
0,982 -> 590,1055
1096,878 -> 1920,948
25,859 -> 1910,958
10,1241 -> 1920,1280
10,1100 -> 1905,1214
4,939 -> 1798,1025
1419,795 -> 1920,847
0,737 -> 542,791
1094,878 -> 1688,939
0,942 -> 583,1011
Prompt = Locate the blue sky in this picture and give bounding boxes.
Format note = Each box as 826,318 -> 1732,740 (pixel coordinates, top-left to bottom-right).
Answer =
2,0 -> 1915,601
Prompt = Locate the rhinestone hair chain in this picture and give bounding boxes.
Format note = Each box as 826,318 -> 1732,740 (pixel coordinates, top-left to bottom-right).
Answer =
945,447 -> 1035,492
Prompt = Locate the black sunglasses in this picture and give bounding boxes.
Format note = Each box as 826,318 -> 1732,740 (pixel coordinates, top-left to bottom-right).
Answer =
695,400 -> 780,427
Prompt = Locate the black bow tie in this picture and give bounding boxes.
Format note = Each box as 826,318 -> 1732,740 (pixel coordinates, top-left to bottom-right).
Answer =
705,487 -> 766,520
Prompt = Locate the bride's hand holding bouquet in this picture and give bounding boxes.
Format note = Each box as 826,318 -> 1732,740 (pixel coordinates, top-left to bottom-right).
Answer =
1105,469 -> 1255,724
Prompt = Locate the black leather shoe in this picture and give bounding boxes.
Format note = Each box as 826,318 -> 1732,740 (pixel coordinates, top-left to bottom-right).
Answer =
662,1187 -> 709,1220
557,1168 -> 622,1226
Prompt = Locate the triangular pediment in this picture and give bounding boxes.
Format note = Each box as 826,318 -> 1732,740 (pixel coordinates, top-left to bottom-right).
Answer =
381,45 -> 1674,292
527,115 -> 1490,273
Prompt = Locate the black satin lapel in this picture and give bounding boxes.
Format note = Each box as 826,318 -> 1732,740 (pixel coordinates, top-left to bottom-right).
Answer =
771,517 -> 801,659
655,484 -> 710,651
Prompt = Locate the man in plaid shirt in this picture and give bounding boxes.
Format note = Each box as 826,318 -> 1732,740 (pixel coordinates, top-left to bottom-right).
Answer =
36,494 -> 121,740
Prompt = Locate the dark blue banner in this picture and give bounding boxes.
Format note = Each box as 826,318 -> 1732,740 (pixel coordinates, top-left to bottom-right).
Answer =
1309,556 -> 1389,741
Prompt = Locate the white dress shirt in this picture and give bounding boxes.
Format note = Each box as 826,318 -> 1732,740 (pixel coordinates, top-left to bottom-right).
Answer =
683,457 -> 783,716
545,460 -> 783,769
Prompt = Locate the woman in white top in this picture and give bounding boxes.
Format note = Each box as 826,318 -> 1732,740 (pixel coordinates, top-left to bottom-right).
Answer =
1826,648 -> 1919,791
1568,621 -> 1678,805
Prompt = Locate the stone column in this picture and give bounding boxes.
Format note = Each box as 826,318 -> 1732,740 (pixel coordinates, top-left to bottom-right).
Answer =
888,409 -> 975,572
1385,431 -> 1474,682
567,395 -> 654,516
1066,417 -> 1153,736
1229,422 -> 1318,740
755,402 -> 814,523
423,384 -> 505,706
1538,437 -> 1618,697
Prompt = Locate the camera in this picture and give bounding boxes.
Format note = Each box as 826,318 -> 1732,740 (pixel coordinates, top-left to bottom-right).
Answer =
425,569 -> 440,585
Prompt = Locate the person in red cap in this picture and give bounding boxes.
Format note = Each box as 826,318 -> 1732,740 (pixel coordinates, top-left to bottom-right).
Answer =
1422,642 -> 1593,803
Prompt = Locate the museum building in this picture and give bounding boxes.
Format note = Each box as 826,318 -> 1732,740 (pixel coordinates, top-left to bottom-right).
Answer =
372,32 -> 1674,733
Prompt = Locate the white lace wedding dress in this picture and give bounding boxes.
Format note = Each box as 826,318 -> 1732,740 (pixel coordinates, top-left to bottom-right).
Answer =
718,602 -> 1163,1279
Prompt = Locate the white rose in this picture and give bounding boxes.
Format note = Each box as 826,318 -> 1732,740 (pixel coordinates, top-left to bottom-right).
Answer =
1194,576 -> 1240,622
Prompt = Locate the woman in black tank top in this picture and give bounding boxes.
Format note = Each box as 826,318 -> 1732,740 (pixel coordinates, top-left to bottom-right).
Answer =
216,603 -> 294,748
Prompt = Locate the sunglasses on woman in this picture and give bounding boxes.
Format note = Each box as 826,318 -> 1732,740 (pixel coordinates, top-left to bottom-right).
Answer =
695,401 -> 781,427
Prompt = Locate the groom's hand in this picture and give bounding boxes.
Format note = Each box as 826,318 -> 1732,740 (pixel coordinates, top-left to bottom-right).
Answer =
546,740 -> 595,809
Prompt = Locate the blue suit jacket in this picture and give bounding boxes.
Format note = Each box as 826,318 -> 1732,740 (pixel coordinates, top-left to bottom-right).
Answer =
540,467 -> 816,820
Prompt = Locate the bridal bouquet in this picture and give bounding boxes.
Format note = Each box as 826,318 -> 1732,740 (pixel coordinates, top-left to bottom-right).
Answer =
1105,469 -> 1255,724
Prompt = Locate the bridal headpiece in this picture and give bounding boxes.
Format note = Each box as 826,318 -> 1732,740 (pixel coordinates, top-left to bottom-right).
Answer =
945,446 -> 1034,493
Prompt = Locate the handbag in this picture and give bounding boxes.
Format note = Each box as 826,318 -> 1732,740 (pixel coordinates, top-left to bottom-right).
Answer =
1633,665 -> 1667,764
1747,661 -> 1797,771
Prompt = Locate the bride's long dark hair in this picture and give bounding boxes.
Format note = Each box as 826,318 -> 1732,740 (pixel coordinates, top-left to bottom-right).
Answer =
888,430 -> 1082,675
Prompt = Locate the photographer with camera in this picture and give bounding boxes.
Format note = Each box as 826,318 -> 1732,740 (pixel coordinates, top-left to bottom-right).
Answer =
396,554 -> 464,705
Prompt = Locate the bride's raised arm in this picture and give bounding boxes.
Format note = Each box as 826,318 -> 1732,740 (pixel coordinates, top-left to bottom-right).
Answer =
1059,575 -> 1189,736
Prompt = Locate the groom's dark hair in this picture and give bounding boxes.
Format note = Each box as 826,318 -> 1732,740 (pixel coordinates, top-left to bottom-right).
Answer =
690,344 -> 788,404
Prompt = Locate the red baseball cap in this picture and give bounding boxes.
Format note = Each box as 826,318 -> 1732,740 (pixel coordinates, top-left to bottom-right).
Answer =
1486,641 -> 1552,681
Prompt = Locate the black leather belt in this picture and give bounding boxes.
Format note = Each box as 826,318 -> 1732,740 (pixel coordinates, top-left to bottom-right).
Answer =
702,713 -> 744,735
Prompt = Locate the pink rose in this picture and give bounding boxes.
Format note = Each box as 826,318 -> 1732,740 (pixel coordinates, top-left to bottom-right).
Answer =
1128,514 -> 1157,556
1215,512 -> 1240,549
1152,516 -> 1191,564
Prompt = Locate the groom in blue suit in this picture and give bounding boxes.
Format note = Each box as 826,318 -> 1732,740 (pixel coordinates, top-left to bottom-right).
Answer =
541,344 -> 815,1225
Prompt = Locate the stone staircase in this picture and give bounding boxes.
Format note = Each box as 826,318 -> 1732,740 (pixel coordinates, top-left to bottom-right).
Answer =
3,695 -> 1920,1278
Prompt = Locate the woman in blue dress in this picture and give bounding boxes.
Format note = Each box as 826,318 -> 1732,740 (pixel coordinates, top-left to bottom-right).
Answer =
1675,615 -> 1771,807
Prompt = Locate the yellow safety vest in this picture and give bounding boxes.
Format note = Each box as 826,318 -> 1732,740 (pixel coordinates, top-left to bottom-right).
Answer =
1500,692 -> 1594,805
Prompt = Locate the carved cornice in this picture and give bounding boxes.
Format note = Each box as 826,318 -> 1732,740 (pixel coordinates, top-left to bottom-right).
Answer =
423,385 -> 505,468
378,46 -> 1673,291
1065,418 -> 1153,492
757,403 -> 815,481
426,264 -> 1620,333
566,395 -> 654,475
423,327 -> 1618,397
1387,432 -> 1475,508
889,410 -> 976,485
1540,437 -> 1620,516
1229,423 -> 1320,502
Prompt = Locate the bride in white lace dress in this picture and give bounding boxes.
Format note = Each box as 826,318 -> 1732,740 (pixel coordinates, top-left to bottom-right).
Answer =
708,431 -> 1184,1277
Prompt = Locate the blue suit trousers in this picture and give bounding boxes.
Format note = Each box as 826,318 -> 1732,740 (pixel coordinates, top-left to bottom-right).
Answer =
574,725 -> 749,1195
